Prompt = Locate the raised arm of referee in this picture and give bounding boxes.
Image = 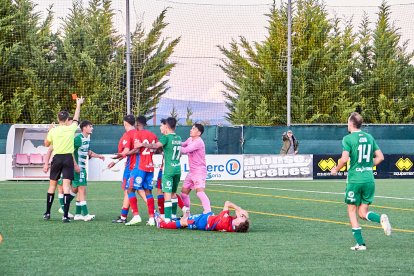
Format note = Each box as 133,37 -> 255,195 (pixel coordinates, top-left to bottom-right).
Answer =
43,97 -> 84,222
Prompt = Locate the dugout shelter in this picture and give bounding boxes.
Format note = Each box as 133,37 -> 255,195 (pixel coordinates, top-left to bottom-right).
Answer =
6,124 -> 52,180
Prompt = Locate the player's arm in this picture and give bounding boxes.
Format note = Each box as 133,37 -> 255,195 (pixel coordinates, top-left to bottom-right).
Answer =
72,96 -> 84,123
181,139 -> 189,147
89,150 -> 105,161
73,154 -> 80,173
139,141 -> 163,150
180,140 -> 200,154
43,146 -> 53,173
223,201 -> 249,219
44,123 -> 55,147
112,147 -> 131,160
373,149 -> 384,166
331,151 -> 349,175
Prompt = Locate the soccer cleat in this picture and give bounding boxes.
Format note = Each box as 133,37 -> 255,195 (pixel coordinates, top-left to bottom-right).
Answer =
43,213 -> 51,220
62,217 -> 71,223
146,217 -> 155,226
74,214 -> 85,221
58,208 -> 74,219
350,244 -> 366,251
83,214 -> 96,222
125,215 -> 142,226
154,212 -> 161,228
112,216 -> 127,223
380,214 -> 392,236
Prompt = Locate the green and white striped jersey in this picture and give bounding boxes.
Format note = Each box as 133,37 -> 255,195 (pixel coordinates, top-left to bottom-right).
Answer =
74,134 -> 90,170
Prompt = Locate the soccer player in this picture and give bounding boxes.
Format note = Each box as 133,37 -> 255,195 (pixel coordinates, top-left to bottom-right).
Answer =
331,112 -> 391,251
108,115 -> 137,223
138,117 -> 181,222
71,120 -> 105,222
123,115 -> 158,226
180,123 -> 211,214
156,201 -> 250,233
43,96 -> 84,222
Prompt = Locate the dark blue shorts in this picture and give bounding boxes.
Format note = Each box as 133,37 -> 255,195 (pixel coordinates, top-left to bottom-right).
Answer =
187,212 -> 213,230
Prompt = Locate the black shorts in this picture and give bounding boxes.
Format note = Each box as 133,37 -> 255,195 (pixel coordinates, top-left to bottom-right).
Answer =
50,154 -> 74,181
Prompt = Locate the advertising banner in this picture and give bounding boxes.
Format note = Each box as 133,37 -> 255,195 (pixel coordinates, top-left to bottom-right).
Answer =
313,154 -> 414,179
89,154 -> 243,181
378,154 -> 414,178
243,154 -> 313,179
313,154 -> 347,179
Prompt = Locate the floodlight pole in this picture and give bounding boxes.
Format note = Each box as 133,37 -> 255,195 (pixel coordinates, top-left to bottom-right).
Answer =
287,0 -> 292,126
126,0 -> 131,115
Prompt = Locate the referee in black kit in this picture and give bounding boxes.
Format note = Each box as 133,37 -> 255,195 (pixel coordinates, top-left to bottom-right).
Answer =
43,96 -> 84,222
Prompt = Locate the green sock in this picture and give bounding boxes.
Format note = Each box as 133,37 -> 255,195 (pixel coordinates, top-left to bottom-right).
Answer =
75,201 -> 82,215
171,198 -> 178,216
367,212 -> 381,223
164,200 -> 172,221
81,201 -> 89,216
58,194 -> 64,209
352,228 -> 365,245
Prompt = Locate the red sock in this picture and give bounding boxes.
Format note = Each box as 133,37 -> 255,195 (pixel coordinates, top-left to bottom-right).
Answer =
160,221 -> 178,229
157,195 -> 165,214
176,193 -> 184,209
147,196 -> 155,217
128,193 -> 139,216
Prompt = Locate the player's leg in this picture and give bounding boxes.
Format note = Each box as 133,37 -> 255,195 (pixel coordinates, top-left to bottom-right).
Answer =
180,189 -> 191,206
346,183 -> 366,250
142,172 -> 155,226
348,204 -> 365,248
156,170 -> 164,214
57,181 -> 65,214
44,180 -> 57,220
44,156 -> 63,219
180,173 -> 193,211
78,173 -> 95,222
72,180 -> 83,221
171,174 -> 181,219
359,182 -> 391,236
194,173 -> 211,213
125,171 -> 142,226
61,154 -> 75,222
113,169 -> 130,223
162,173 -> 176,222
155,212 -> 181,229
137,189 -> 147,203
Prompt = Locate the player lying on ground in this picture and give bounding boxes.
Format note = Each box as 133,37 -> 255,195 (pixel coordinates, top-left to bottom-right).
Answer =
156,201 -> 250,232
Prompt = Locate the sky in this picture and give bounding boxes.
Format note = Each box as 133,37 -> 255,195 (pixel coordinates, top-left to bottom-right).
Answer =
33,0 -> 414,122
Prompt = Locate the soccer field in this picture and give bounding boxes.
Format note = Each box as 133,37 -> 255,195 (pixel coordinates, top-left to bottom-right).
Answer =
1,179 -> 413,275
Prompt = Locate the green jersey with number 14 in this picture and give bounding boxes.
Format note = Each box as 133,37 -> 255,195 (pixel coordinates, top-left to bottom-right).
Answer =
342,130 -> 379,184
159,133 -> 182,175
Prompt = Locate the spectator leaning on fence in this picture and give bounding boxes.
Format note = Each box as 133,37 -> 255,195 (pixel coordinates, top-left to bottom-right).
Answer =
280,130 -> 299,155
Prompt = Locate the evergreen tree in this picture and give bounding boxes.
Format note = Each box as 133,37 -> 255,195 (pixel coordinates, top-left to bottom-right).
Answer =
61,0 -> 124,124
129,9 -> 180,119
357,1 -> 414,123
0,0 -> 56,123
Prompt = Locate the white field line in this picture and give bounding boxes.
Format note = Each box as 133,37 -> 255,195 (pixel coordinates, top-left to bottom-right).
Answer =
207,183 -> 414,201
